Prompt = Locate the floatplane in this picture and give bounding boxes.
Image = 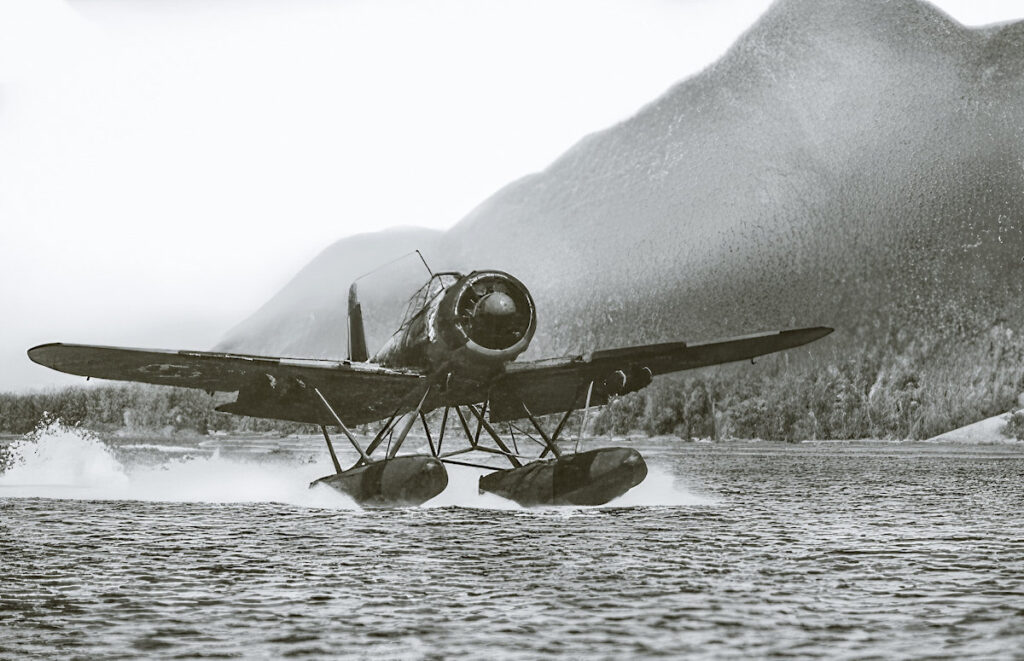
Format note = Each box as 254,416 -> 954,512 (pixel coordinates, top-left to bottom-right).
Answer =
28,258 -> 831,507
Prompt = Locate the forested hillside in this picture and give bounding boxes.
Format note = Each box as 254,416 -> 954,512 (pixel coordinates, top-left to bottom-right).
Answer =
207,0 -> 1024,439
10,0 -> 1024,441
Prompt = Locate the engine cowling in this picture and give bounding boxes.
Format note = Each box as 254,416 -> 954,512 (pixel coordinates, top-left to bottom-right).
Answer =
371,270 -> 537,373
436,270 -> 536,365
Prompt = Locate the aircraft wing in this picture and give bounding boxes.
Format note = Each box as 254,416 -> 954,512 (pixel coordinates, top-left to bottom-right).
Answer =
487,327 -> 833,422
27,343 -> 425,426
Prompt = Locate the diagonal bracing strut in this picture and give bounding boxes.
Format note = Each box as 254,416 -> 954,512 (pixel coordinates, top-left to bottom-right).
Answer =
313,386 -> 371,467
466,402 -> 522,467
387,386 -> 433,459
320,425 -> 342,474
520,400 -> 566,459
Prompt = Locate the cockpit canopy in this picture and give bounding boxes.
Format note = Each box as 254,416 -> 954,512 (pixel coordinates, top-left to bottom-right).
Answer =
398,272 -> 462,328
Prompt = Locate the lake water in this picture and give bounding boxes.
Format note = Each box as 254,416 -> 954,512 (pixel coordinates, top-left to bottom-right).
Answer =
2,426 -> 1023,659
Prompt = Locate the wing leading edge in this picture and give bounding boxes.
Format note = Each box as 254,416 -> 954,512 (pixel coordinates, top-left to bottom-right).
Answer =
28,327 -> 831,426
488,327 -> 833,422
27,343 -> 425,426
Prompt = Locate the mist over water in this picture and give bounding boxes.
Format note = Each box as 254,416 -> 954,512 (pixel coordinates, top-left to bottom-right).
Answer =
3,424 -> 1022,659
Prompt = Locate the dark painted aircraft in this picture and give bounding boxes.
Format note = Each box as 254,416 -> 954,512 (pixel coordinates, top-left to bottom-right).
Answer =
28,266 -> 832,507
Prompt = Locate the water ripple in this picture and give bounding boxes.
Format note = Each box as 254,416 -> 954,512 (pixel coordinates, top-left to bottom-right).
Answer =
1,439 -> 1023,658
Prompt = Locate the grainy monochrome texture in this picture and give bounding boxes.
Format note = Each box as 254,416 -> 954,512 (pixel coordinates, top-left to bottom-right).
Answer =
2,435 -> 1023,658
3,0 -> 1024,659
213,0 -> 1024,442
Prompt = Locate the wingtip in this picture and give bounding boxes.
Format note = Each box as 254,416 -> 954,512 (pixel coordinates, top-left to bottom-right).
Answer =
27,342 -> 69,367
782,326 -> 834,337
804,326 -> 835,342
27,342 -> 55,358
779,326 -> 834,347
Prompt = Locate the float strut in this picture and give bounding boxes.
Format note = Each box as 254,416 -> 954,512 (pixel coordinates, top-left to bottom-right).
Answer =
454,406 -> 477,447
576,380 -> 595,453
313,387 -> 371,465
541,409 -> 575,458
521,401 -> 563,459
473,400 -> 488,446
436,407 -> 450,454
420,412 -> 436,457
551,409 -> 573,443
365,408 -> 401,459
320,425 -> 343,474
387,386 -> 433,459
467,403 -> 522,468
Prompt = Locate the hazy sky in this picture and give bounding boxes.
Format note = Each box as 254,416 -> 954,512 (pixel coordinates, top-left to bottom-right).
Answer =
1,0 -> 1021,391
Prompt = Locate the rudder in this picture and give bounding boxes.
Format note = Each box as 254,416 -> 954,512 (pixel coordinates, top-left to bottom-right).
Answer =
348,283 -> 368,362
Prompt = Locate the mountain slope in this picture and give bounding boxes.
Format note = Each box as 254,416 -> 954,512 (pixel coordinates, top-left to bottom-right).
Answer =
216,227 -> 442,357
219,0 -> 1024,374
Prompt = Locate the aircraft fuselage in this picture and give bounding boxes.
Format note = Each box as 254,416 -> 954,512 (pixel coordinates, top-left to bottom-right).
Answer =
370,270 -> 537,384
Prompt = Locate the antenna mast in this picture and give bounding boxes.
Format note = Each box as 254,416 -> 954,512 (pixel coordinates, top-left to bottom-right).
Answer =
352,249 -> 435,285
415,250 -> 434,279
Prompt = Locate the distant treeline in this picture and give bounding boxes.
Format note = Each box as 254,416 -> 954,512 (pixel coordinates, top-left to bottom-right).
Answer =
1005,411 -> 1024,441
0,385 -> 317,436
2,324 -> 1022,440
594,324 -> 1024,441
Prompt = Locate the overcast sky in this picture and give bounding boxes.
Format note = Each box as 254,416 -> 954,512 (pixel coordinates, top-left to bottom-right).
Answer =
1,0 -> 1021,391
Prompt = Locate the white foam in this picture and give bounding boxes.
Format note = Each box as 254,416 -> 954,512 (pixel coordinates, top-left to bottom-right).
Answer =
606,464 -> 716,507
0,420 -> 358,508
423,463 -> 522,510
120,443 -> 196,453
0,421 -> 712,509
0,421 -> 128,491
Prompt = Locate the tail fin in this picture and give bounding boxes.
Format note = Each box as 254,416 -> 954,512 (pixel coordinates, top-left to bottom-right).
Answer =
347,283 -> 369,362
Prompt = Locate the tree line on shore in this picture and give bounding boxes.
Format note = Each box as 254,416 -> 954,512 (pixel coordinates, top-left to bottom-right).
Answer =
3,325 -> 1022,441
594,324 -> 1024,441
